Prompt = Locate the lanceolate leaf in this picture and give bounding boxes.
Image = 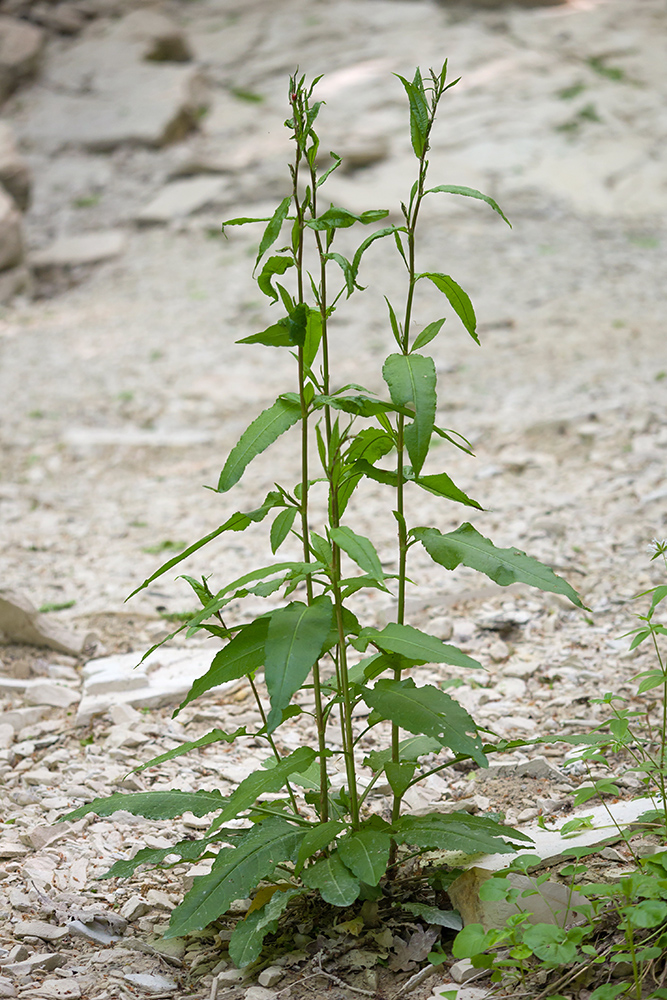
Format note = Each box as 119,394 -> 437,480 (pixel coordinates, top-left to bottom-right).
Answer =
63,789 -> 226,823
314,394 -> 411,419
361,678 -> 486,765
257,255 -> 294,301
254,195 -> 291,270
209,747 -> 316,830
104,829 -> 241,879
306,206 -> 388,231
412,471 -> 482,509
132,727 -> 246,772
264,598 -> 334,733
218,398 -> 301,492
368,622 -> 482,670
365,735 -> 442,771
412,318 -> 446,353
425,185 -> 511,227
393,812 -> 532,855
346,429 -> 395,464
303,308 -> 323,369
175,618 -> 269,715
128,491 -> 285,598
302,851 -> 361,906
237,321 -> 291,348
395,69 -> 429,158
351,225 -> 406,276
383,353 -> 436,475
229,887 -> 302,967
295,821 -> 346,875
338,829 -> 391,885
270,507 -> 297,553
329,526 -> 385,584
413,523 -> 584,608
166,818 -> 305,938
419,273 -> 478,345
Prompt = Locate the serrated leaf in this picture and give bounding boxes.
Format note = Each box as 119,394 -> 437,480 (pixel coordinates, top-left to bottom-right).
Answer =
63,789 -> 226,823
166,817 -> 305,938
270,507 -> 297,554
175,617 -> 269,715
419,273 -> 478,344
295,821 -> 346,875
368,622 -> 482,669
229,886 -> 302,967
425,185 -> 511,227
255,196 -> 291,270
302,851 -> 361,906
338,829 -> 391,885
394,812 -> 531,855
383,353 -> 436,475
403,902 -> 462,929
330,526 -> 385,584
361,677 -> 486,765
218,398 -> 301,492
128,491 -> 285,599
257,255 -> 294,301
264,598 -> 334,733
208,747 -> 316,830
411,318 -> 446,353
132,727 -> 246,772
413,523 -> 584,608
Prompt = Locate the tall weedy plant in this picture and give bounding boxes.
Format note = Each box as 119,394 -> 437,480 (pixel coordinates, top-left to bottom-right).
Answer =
66,66 -> 583,966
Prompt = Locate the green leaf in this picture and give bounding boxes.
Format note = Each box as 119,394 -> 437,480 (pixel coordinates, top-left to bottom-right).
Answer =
623,899 -> 667,929
338,829 -> 391,885
368,622 -> 482,669
395,70 -> 429,158
104,832 -> 237,880
270,507 -> 297,554
306,206 -> 388,231
166,817 -> 305,938
303,308 -> 323,369
264,598 -> 334,733
413,471 -> 482,509
365,735 -> 442,771
209,748 -> 316,830
346,429 -> 394,464
175,618 -> 269,715
315,393 -> 410,419
394,812 -> 531,855
385,761 -> 415,799
425,185 -> 511,227
452,923 -> 493,959
295,821 -> 346,875
285,302 -> 309,346
237,321 -> 292,348
362,677 -> 486,765
419,273 -> 478,344
323,252 -> 359,297
411,318 -> 446,353
383,353 -> 436,475
229,887 -> 302,967
351,226 -> 405,276
302,851 -> 361,906
127,491 -> 285,599
316,151 -> 342,188
413,523 -> 584,608
218,398 -> 301,492
63,789 -> 226,823
403,902 -> 462,930
257,255 -> 294,301
329,526 -> 385,584
254,196 -> 291,270
132,727 -> 246,773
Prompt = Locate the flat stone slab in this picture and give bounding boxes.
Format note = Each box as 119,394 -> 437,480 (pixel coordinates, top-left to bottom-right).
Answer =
0,589 -> 84,655
31,231 -> 126,270
76,647 -> 235,725
135,176 -> 229,224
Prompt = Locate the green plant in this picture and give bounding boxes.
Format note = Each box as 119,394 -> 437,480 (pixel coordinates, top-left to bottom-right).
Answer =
64,66 -> 583,968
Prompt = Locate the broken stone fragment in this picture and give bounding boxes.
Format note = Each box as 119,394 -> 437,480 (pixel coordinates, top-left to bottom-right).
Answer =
112,9 -> 192,63
120,895 -> 150,922
0,122 -> 31,210
448,866 -> 584,931
0,16 -> 45,104
123,973 -> 177,994
0,590 -> 85,655
24,682 -> 81,709
31,231 -> 127,272
0,188 -> 23,273
13,920 -> 69,942
135,176 -> 229,225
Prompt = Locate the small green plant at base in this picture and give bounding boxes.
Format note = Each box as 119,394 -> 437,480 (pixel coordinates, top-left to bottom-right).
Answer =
63,66 -> 584,968
38,599 -> 76,613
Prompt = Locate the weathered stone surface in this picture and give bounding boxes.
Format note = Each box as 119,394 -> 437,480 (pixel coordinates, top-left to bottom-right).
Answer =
0,122 -> 31,210
0,723 -> 13,749
24,682 -> 80,708
31,231 -> 126,271
0,975 -> 17,999
123,973 -> 177,994
0,263 -> 30,303
450,959 -> 482,984
0,15 -> 44,104
135,177 -> 228,224
448,866 -> 584,931
0,187 -> 23,272
36,980 -> 82,999
257,967 -> 283,989
2,952 -> 65,976
13,920 -> 69,942
0,590 -> 84,655
27,823 -> 72,850
111,9 -> 192,63
120,895 -> 150,921
0,706 -> 49,731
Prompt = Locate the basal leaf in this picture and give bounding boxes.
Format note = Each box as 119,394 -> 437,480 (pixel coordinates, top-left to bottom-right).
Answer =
132,727 -> 246,772
425,185 -> 511,227
361,677 -> 486,765
338,829 -> 391,886
177,623 -> 268,718
255,196 -> 291,270
265,598 -> 334,732
295,821 -> 346,875
302,850 -> 361,906
393,812 -> 532,855
166,817 -> 305,938
383,353 -> 436,475
63,789 -> 226,823
403,901 -> 463,930
413,523 -> 584,608
104,829 -> 240,879
218,398 -> 301,492
368,622 -> 482,669
270,507 -> 297,554
419,273 -> 478,345
229,886 -> 302,967
209,747 -> 316,830
329,526 -> 385,584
